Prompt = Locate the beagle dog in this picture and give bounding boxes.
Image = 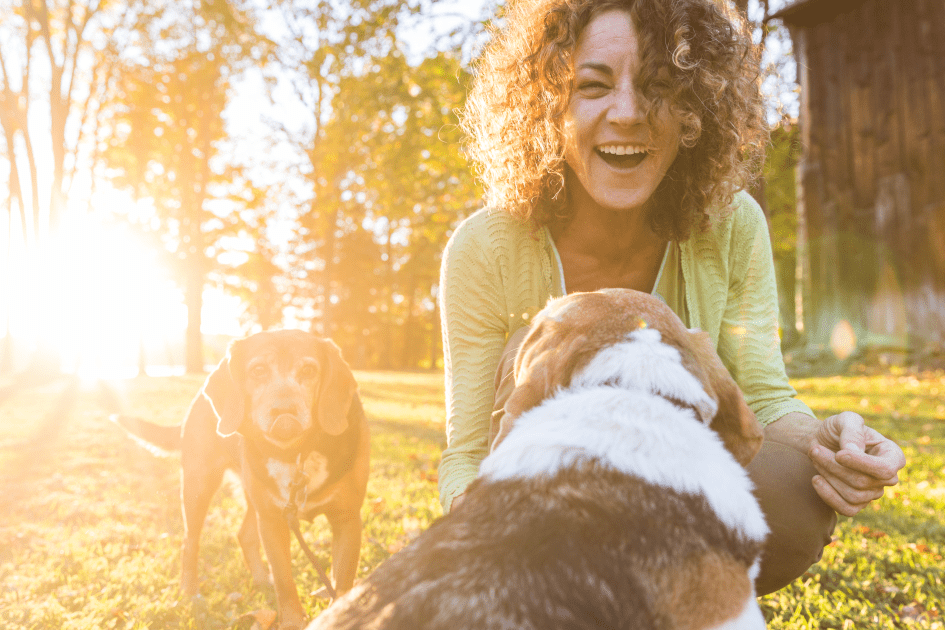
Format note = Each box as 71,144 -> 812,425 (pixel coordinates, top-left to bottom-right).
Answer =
308,289 -> 767,630
112,330 -> 369,630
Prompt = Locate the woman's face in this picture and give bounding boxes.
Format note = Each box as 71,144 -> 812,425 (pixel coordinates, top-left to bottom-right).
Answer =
562,9 -> 682,216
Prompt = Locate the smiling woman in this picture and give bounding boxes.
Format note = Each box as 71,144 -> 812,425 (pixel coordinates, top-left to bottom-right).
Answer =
3,195 -> 239,380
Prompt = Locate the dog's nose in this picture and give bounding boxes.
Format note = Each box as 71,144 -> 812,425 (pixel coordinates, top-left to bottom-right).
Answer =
270,413 -> 304,442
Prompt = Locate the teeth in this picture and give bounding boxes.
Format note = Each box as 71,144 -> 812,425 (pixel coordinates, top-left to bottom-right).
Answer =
598,145 -> 648,156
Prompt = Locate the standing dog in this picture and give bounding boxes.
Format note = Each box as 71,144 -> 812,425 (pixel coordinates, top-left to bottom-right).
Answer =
309,289 -> 767,630
112,330 -> 369,630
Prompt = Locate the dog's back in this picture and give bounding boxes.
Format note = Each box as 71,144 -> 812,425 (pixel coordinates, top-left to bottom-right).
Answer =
308,290 -> 767,630
312,389 -> 766,630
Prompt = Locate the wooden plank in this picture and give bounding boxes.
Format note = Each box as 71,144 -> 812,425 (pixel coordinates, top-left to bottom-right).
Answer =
836,8 -> 857,232
849,0 -> 876,208
924,0 -> 945,205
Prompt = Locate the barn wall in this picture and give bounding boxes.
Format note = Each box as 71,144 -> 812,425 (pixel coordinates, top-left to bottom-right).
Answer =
789,0 -> 945,355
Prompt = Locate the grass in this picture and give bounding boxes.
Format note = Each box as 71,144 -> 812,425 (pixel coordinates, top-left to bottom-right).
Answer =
0,368 -> 942,629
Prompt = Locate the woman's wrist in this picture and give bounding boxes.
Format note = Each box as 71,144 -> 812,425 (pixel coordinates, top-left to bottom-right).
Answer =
763,411 -> 820,454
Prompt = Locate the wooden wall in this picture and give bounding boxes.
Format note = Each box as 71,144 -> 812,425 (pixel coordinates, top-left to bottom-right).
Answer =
785,0 -> 945,356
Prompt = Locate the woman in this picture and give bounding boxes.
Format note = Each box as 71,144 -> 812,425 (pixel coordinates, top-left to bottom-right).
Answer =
438,0 -> 905,595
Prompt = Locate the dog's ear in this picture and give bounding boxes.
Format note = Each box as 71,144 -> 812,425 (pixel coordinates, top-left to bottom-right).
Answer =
315,339 -> 358,436
685,331 -> 763,466
710,378 -> 763,466
203,343 -> 247,437
494,324 -> 590,447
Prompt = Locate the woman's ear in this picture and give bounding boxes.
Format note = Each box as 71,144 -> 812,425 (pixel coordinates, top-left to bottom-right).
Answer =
315,339 -> 357,436
202,343 -> 247,437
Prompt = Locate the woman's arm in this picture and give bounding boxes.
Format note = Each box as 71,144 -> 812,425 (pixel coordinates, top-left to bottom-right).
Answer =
765,411 -> 904,517
717,197 -> 904,516
437,215 -> 511,512
715,195 -> 813,426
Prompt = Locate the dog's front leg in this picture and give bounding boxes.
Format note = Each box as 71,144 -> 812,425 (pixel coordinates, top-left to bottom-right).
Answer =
237,502 -> 271,589
326,510 -> 362,597
256,510 -> 307,630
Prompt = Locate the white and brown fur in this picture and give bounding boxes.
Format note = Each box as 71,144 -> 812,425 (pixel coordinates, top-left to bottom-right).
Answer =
111,330 -> 369,630
308,289 -> 767,630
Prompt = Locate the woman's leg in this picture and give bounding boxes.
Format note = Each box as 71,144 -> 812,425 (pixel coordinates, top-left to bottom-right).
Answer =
747,441 -> 837,595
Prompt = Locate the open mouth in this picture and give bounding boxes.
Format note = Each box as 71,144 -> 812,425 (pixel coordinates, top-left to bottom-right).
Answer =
596,145 -> 649,169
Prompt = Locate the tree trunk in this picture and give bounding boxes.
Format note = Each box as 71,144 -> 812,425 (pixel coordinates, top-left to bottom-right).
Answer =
321,204 -> 339,337
429,305 -> 440,371
185,264 -> 204,373
382,222 -> 394,369
400,274 -> 418,369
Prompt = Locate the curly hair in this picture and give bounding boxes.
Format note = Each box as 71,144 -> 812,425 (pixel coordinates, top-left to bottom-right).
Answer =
460,0 -> 767,240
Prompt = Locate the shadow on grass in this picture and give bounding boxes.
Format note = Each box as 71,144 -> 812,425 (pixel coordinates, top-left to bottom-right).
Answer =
368,416 -> 444,446
0,376 -> 81,496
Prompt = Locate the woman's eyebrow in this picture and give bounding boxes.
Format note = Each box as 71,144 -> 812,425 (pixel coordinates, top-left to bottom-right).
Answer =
576,61 -> 613,74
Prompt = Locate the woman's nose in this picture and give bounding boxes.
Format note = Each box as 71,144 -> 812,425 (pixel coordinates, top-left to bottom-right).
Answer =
607,84 -> 645,126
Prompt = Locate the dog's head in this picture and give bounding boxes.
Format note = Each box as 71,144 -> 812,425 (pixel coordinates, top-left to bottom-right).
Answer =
496,289 -> 763,466
202,330 -> 358,447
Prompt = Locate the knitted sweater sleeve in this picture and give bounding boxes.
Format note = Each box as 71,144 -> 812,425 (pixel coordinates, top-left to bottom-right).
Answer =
716,195 -> 815,426
437,211 -> 512,512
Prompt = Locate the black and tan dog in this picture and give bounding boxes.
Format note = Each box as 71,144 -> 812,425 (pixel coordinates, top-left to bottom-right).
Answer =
112,330 -> 369,630
309,289 -> 767,630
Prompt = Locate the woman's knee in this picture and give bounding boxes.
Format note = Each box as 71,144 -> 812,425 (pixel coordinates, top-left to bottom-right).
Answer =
748,440 -> 838,595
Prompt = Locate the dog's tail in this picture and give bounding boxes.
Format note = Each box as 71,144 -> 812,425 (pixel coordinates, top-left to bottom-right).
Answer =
110,415 -> 182,455
100,380 -> 181,455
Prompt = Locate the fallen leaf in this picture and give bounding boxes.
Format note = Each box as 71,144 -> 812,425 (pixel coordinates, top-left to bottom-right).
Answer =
898,602 -> 928,624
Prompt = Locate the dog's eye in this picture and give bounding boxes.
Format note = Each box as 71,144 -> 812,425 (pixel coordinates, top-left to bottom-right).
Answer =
249,364 -> 270,379
298,365 -> 318,380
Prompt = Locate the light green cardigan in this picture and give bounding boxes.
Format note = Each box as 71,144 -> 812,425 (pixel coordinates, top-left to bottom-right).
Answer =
437,191 -> 813,512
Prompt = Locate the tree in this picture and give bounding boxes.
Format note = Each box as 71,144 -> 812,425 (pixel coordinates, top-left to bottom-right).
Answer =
100,0 -> 267,372
764,123 -> 802,347
0,0 -> 136,373
293,46 -> 480,368
264,0 -> 423,338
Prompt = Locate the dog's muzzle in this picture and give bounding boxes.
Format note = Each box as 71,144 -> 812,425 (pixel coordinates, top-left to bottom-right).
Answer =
270,413 -> 305,442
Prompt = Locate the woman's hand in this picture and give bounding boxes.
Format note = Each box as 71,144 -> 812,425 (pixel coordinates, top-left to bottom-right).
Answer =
808,411 -> 906,517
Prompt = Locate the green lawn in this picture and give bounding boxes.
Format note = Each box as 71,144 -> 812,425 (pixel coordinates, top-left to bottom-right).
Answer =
0,369 -> 942,629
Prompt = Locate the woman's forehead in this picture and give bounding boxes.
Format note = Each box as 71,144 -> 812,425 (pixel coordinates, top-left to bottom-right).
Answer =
573,9 -> 640,65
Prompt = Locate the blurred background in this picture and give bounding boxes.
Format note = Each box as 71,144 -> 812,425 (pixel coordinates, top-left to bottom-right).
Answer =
1,0 -> 943,381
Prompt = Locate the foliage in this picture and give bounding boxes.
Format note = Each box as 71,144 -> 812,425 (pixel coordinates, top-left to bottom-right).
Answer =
0,369 -> 943,628
265,0 -> 482,367
304,50 -> 481,368
765,123 -> 801,258
0,0 -> 112,239
98,0 -> 269,370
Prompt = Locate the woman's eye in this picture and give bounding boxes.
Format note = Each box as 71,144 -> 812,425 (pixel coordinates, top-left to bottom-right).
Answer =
250,365 -> 269,378
577,81 -> 609,96
298,366 -> 318,380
